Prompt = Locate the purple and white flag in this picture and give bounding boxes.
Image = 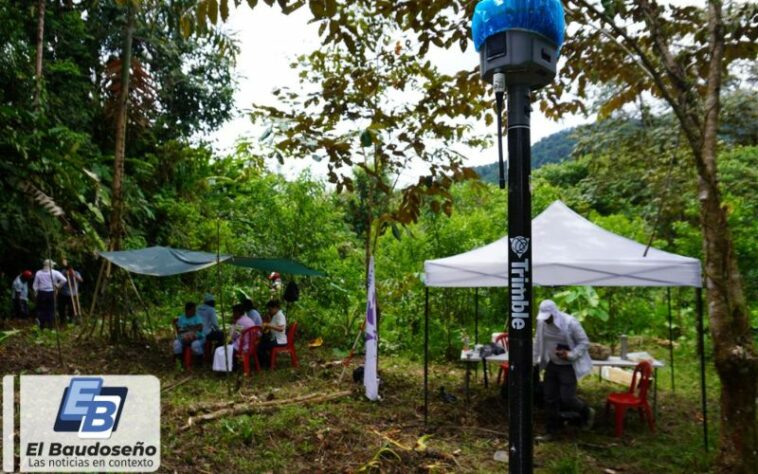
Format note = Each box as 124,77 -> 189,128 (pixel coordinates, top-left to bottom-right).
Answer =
364,257 -> 379,401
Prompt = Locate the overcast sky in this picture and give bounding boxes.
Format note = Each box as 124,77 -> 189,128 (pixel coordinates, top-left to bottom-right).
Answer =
207,5 -> 589,179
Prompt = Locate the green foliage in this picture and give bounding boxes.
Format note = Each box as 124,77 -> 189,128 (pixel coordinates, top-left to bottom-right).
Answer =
0,330 -> 20,345
249,2 -> 488,233
0,0 -> 236,282
1,0 -> 756,364
553,287 -> 609,323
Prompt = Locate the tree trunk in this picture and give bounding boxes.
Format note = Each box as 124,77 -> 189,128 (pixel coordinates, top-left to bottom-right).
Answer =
109,2 -> 136,252
33,0 -> 45,111
641,0 -> 757,467
698,145 -> 757,472
695,2 -> 757,471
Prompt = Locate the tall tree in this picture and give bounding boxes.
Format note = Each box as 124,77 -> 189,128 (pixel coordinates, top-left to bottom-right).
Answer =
553,2 -> 757,470
33,0 -> 45,110
108,0 -> 137,252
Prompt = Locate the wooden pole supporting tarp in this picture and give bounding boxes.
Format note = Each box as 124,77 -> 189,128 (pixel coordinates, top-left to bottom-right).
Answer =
424,287 -> 429,425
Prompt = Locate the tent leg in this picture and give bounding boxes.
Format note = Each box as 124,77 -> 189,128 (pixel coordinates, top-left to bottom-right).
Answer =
424,287 -> 429,426
474,288 -> 479,345
667,288 -> 675,392
695,287 -> 708,451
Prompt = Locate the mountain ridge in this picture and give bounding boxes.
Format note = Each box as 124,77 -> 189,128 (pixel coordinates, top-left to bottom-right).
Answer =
473,128 -> 577,183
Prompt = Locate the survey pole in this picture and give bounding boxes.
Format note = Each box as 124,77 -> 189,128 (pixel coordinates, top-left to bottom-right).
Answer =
471,1 -> 565,472
506,82 -> 534,472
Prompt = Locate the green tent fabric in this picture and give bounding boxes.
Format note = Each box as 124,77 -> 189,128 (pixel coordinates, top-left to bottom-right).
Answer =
228,257 -> 325,277
99,246 -> 231,276
99,246 -> 324,277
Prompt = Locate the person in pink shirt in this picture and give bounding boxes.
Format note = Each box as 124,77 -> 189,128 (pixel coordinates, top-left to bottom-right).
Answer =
212,304 -> 255,372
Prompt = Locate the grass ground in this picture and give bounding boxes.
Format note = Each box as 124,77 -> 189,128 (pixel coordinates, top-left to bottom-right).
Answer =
0,319 -> 719,473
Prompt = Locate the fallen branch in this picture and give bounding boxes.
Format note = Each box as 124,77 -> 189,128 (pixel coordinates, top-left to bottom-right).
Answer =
438,424 -> 506,438
180,390 -> 353,432
400,421 -> 507,439
578,441 -> 618,450
186,391 -> 322,415
161,376 -> 192,393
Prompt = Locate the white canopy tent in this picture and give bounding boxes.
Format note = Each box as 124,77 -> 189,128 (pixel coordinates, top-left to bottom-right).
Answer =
424,200 -> 701,288
421,200 -> 708,449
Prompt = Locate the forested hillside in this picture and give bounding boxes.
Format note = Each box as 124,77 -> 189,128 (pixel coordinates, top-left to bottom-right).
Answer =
475,101 -> 758,184
474,128 -> 578,182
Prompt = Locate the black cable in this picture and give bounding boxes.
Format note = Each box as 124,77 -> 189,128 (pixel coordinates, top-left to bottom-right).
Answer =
494,72 -> 506,190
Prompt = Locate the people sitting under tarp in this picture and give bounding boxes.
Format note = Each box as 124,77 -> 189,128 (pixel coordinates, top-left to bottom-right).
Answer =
257,299 -> 287,368
198,293 -> 223,346
212,304 -> 256,372
173,302 -> 205,360
242,298 -> 263,326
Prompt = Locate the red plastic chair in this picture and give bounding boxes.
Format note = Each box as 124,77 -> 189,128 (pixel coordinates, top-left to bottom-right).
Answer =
173,318 -> 192,370
605,360 -> 655,437
271,322 -> 299,369
238,326 -> 262,376
495,333 -> 510,385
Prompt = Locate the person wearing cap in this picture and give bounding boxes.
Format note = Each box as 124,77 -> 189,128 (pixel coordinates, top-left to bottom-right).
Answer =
32,260 -> 67,330
197,293 -> 223,346
268,272 -> 282,294
11,270 -> 33,319
534,299 -> 594,435
59,260 -> 83,325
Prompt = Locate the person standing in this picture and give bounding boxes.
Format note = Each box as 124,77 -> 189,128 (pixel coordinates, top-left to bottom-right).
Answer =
11,270 -> 33,319
32,260 -> 67,330
257,299 -> 287,368
59,260 -> 83,325
197,293 -> 223,346
533,299 -> 595,436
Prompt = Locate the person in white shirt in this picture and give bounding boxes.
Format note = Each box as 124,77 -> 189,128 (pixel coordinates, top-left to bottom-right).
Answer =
32,259 -> 67,329
257,299 -> 287,368
11,270 -> 33,319
533,299 -> 594,435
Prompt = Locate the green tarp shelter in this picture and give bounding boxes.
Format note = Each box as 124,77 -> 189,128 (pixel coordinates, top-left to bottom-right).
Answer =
229,257 -> 325,277
99,246 -> 324,277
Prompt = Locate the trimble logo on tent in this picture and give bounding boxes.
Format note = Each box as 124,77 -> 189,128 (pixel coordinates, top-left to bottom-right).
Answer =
53,378 -> 128,439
